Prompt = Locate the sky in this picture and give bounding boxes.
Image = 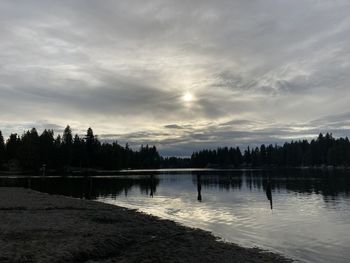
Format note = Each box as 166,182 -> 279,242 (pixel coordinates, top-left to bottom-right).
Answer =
1,0 -> 350,156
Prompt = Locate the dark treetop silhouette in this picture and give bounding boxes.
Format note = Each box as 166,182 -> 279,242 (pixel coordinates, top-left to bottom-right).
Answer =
191,133 -> 350,168
0,126 -> 160,172
0,126 -> 349,172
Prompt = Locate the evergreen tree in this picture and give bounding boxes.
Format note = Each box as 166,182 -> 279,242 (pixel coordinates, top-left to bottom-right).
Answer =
260,144 -> 267,165
62,125 -> 73,166
62,125 -> 73,145
54,134 -> 64,168
18,128 -> 40,170
6,133 -> 20,160
85,127 -> 97,167
3,125 -> 350,171
244,147 -> 251,165
39,129 -> 55,168
0,131 -> 5,169
72,134 -> 85,168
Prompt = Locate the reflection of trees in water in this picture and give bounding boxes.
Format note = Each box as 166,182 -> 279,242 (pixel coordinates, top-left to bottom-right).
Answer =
1,169 -> 350,203
197,174 -> 202,202
247,169 -> 350,199
265,180 -> 273,210
0,176 -> 160,200
190,169 -> 350,202
146,174 -> 156,198
192,172 -> 243,191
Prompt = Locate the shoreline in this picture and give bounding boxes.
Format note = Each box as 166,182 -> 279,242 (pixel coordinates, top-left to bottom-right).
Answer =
0,165 -> 347,177
0,187 -> 293,262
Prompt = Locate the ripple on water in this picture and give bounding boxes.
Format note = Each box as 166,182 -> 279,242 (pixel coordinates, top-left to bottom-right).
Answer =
28,171 -> 350,263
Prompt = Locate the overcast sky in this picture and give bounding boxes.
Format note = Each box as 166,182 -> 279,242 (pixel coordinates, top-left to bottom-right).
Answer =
1,0 -> 350,155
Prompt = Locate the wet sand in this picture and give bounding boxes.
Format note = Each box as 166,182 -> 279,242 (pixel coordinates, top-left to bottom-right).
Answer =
0,188 -> 292,263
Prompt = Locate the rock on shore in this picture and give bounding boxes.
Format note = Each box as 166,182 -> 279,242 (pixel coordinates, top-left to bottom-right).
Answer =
0,187 -> 292,263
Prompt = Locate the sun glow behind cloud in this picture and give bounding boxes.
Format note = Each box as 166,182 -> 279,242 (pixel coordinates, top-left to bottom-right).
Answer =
1,0 -> 350,155
182,92 -> 194,103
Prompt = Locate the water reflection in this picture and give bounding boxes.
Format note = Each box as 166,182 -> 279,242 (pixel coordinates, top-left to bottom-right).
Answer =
1,169 -> 350,263
1,169 -> 350,203
149,174 -> 156,198
197,174 -> 202,202
265,180 -> 273,210
0,175 -> 160,200
189,169 -> 350,200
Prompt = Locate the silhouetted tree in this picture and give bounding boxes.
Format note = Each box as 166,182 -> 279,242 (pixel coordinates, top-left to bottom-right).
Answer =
6,133 -> 20,161
0,131 -> 5,169
85,127 -> 101,167
260,144 -> 267,165
18,128 -> 40,170
39,129 -> 55,168
244,147 -> 251,166
190,133 -> 350,168
62,125 -> 73,166
72,134 -> 85,168
53,134 -> 64,168
3,127 -> 350,171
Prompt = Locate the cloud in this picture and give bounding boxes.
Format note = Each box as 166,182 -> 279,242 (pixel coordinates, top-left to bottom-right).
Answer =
1,0 -> 350,155
164,124 -> 186,129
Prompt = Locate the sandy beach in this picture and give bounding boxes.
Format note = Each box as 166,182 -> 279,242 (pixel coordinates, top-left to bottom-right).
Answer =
0,187 -> 292,263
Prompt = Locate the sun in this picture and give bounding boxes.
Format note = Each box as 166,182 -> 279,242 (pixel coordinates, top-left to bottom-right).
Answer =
182,92 -> 193,102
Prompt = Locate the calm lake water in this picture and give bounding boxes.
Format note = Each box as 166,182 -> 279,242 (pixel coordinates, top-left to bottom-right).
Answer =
1,169 -> 350,263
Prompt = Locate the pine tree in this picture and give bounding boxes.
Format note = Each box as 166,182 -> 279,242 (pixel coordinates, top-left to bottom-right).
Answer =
0,131 -> 5,169
19,128 -> 40,170
39,129 -> 55,167
62,125 -> 73,166
85,128 -> 96,167
62,125 -> 73,145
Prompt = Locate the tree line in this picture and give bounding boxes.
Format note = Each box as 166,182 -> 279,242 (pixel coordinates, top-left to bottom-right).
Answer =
0,128 -> 349,172
191,133 -> 350,168
0,126 -> 161,171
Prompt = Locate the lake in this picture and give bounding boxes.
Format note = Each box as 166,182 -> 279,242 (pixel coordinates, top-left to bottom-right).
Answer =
1,168 -> 350,263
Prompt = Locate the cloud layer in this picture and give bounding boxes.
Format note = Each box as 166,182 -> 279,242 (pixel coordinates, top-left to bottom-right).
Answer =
1,0 -> 350,155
